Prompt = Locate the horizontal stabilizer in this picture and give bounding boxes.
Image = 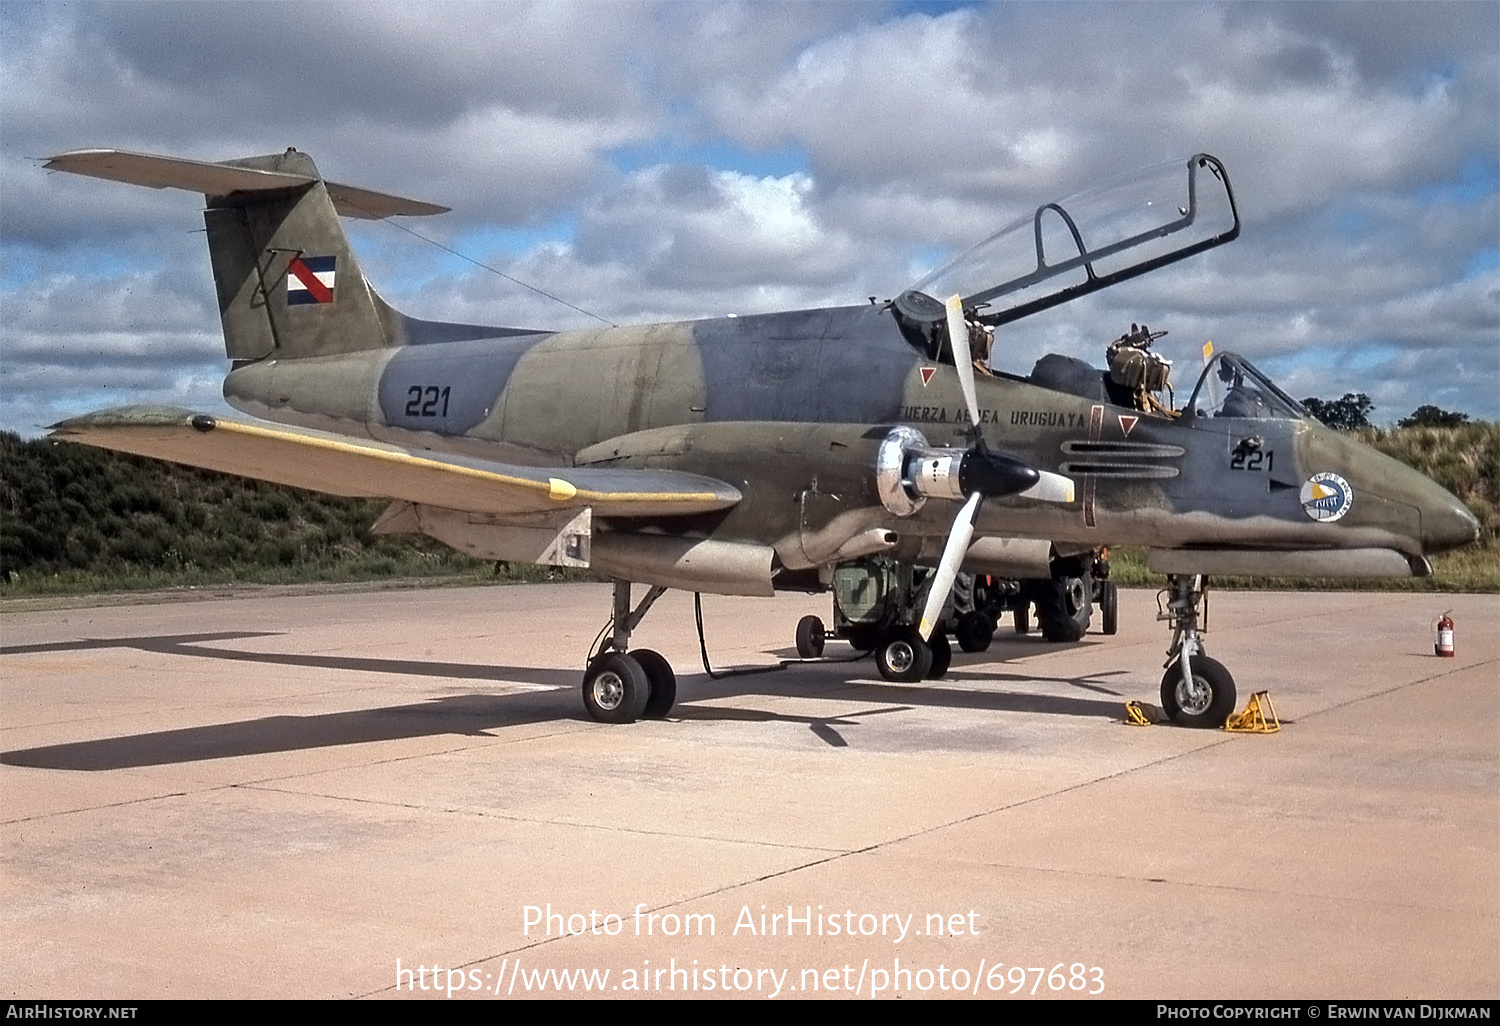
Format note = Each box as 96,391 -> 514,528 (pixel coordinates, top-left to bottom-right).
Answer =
51,407 -> 742,518
44,148 -> 449,219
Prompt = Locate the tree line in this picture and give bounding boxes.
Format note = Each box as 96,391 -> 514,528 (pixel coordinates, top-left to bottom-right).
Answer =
1300,395 -> 1471,432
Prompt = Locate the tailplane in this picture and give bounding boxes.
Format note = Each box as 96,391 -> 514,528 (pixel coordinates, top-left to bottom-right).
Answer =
44,148 -> 448,361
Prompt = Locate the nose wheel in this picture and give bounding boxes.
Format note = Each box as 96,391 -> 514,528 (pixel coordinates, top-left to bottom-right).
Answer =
1160,654 -> 1235,728
1158,575 -> 1236,727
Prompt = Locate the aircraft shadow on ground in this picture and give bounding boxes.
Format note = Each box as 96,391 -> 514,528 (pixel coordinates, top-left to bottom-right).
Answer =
0,632 -> 582,686
1,633 -> 1136,770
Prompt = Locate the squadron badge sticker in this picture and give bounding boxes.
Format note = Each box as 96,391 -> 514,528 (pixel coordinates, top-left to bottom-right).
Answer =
1300,472 -> 1354,522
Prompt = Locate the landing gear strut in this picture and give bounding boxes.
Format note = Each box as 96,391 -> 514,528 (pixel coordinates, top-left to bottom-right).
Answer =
582,580 -> 676,723
1158,574 -> 1236,727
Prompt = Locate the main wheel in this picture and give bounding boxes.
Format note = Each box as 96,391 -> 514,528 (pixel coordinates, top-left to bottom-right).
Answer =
795,615 -> 826,658
955,610 -> 994,653
1099,580 -> 1119,636
1035,575 -> 1091,642
925,632 -> 952,679
631,648 -> 677,719
875,627 -> 932,683
582,652 -> 651,723
1013,602 -> 1030,634
1160,655 -> 1236,728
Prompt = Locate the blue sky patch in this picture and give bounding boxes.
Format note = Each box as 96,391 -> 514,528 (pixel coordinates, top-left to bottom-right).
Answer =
0,243 -> 166,290
1463,246 -> 1499,279
1412,154 -> 1498,207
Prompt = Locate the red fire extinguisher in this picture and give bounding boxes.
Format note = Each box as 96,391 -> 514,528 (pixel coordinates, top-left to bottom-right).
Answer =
1434,612 -> 1455,657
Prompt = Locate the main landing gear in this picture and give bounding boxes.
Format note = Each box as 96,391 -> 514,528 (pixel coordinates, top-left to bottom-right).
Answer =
1158,574 -> 1236,727
581,580 -> 677,723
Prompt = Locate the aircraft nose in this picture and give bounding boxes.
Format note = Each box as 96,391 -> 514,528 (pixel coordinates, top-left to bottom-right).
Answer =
1423,493 -> 1481,554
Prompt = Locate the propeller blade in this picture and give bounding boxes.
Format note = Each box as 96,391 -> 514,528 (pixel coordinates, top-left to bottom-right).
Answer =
1017,470 -> 1076,504
918,490 -> 982,640
945,294 -> 981,439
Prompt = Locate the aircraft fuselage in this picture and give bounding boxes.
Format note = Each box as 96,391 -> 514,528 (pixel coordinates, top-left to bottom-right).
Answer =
223,302 -> 1476,566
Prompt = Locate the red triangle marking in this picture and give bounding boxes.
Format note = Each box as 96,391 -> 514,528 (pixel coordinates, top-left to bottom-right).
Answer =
1119,415 -> 1139,436
920,367 -> 936,386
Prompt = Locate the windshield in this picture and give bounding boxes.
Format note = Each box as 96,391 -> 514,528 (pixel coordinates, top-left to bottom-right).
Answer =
896,154 -> 1239,329
1184,352 -> 1307,420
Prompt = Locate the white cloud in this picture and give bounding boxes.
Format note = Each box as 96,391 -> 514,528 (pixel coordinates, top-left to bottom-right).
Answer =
1,0 -> 1495,432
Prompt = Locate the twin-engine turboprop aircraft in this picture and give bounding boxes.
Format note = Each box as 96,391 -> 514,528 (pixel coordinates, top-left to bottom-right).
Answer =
43,148 -> 1479,727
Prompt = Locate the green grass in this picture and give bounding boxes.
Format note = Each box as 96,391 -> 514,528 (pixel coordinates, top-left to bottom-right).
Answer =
1108,543 -> 1498,593
2,557 -> 599,598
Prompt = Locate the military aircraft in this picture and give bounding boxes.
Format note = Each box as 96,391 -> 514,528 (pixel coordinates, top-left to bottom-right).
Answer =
42,148 -> 1479,728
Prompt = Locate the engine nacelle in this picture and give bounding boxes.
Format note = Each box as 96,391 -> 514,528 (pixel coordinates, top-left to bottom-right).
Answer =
877,426 -> 949,516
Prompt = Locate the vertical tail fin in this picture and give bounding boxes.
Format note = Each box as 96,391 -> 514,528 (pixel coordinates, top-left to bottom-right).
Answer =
44,147 -> 449,362
202,149 -> 381,361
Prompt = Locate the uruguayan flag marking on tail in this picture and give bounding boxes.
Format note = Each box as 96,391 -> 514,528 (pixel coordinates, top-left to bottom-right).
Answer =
287,255 -> 336,305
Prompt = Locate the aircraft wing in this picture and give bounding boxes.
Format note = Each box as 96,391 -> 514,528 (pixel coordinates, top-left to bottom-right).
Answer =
49,406 -> 741,518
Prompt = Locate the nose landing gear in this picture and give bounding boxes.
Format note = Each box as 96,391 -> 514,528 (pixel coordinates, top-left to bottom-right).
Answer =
1158,574 -> 1236,727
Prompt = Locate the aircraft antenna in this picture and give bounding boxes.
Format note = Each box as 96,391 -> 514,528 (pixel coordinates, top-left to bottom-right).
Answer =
346,199 -> 618,328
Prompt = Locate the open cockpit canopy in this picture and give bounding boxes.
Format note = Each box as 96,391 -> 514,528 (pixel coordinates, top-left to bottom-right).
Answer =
1185,351 -> 1308,420
893,154 -> 1239,347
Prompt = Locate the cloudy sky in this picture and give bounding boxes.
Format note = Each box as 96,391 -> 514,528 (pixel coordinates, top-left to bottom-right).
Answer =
2,0 -> 1496,435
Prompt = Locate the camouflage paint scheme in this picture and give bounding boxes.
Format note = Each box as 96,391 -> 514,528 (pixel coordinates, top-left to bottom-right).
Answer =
46,147 -> 1479,596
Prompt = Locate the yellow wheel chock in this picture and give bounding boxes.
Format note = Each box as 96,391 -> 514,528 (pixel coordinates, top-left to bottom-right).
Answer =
1224,691 -> 1280,733
1124,701 -> 1154,726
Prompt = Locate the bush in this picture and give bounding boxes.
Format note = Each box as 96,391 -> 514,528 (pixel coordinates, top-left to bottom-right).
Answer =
0,432 -> 493,590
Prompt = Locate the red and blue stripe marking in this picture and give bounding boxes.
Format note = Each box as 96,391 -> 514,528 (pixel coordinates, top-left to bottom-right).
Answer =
287,255 -> 336,305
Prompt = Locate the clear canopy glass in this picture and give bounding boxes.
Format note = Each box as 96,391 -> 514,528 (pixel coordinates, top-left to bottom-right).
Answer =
900,154 -> 1239,328
1184,351 -> 1308,420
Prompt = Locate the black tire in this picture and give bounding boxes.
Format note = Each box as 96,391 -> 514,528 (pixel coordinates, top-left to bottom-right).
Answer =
955,611 -> 994,653
1160,655 -> 1236,728
1013,602 -> 1030,634
582,652 -> 651,723
972,576 -> 997,613
875,627 -> 932,683
631,648 -> 677,719
845,625 -> 880,654
1100,580 -> 1119,636
795,615 -> 825,658
925,633 -> 952,679
1035,575 -> 1091,642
